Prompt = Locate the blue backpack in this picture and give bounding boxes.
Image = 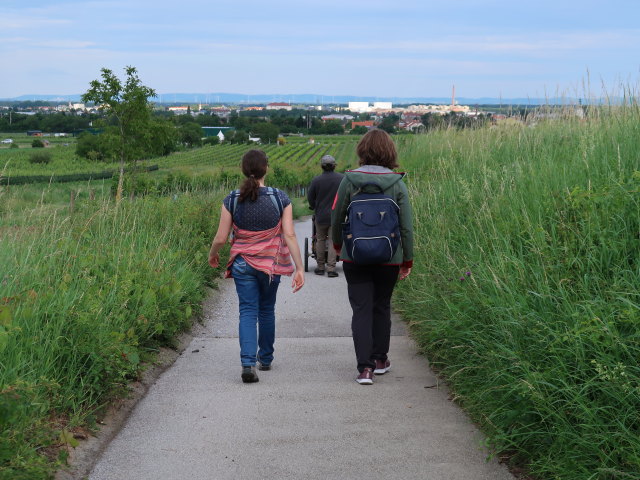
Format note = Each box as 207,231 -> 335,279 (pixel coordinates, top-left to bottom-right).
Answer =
342,183 -> 400,265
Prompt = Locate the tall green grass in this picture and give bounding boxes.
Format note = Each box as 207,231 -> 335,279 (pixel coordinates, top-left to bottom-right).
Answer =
0,190 -> 226,479
395,108 -> 640,478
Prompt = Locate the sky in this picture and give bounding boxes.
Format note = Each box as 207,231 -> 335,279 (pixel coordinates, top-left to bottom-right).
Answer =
1,0 -> 639,100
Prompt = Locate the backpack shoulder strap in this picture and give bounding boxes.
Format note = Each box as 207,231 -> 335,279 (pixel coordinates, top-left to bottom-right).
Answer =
266,187 -> 284,216
228,189 -> 241,217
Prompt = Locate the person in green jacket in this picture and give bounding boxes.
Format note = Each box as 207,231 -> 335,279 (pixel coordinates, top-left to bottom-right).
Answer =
331,128 -> 414,385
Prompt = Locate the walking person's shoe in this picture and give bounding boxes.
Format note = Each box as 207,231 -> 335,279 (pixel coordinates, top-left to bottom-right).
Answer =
314,267 -> 325,275
356,368 -> 374,385
258,361 -> 271,371
327,270 -> 339,278
241,366 -> 259,383
373,359 -> 391,375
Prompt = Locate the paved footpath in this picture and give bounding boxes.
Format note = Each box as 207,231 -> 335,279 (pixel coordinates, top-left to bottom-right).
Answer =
89,218 -> 514,480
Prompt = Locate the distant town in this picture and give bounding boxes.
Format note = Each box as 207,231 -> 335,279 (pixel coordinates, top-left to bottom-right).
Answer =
0,90 -> 587,150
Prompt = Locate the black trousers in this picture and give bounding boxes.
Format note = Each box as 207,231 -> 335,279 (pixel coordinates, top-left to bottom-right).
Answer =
343,262 -> 400,373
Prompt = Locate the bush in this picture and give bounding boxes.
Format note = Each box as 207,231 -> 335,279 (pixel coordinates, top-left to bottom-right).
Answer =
76,131 -> 111,161
28,151 -> 51,164
202,136 -> 220,146
9,143 -> 18,149
31,139 -> 45,148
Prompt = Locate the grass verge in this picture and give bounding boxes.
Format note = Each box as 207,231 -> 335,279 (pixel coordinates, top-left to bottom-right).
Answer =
395,107 -> 640,479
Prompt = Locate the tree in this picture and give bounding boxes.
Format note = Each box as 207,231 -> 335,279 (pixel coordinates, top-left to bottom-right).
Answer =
194,113 -> 221,126
323,120 -> 344,135
228,130 -> 249,144
82,66 -> 156,202
379,114 -> 400,134
251,122 -> 279,143
76,131 -> 109,160
179,122 -> 203,148
148,118 -> 178,156
229,111 -> 249,130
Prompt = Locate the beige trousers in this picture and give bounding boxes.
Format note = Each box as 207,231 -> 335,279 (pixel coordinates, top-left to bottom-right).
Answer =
314,221 -> 337,271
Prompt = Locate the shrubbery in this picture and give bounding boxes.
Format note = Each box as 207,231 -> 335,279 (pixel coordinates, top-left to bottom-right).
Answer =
28,150 -> 51,164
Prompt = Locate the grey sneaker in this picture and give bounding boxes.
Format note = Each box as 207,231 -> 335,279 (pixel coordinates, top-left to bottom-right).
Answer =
241,366 -> 259,383
258,362 -> 271,371
327,271 -> 339,278
314,267 -> 325,275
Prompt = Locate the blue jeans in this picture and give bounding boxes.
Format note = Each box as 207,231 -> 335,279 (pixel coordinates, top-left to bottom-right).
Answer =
231,256 -> 281,367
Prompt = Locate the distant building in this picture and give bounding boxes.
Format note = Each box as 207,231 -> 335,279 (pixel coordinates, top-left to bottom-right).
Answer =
348,102 -> 370,113
266,102 -> 292,111
351,120 -> 375,129
210,106 -> 232,119
401,112 -> 422,122
401,120 -> 425,132
201,126 -> 235,141
373,101 -> 392,110
168,106 -> 190,115
321,114 -> 354,122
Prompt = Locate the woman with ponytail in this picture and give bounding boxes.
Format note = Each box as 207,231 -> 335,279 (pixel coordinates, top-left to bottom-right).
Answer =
208,149 -> 305,383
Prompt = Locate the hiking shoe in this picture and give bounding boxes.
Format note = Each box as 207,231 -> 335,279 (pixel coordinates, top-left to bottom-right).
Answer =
373,359 -> 391,375
356,368 -> 374,385
327,271 -> 339,278
314,267 -> 325,275
241,366 -> 259,383
258,362 -> 271,371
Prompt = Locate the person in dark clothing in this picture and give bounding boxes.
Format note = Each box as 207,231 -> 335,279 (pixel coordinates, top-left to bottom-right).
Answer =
307,155 -> 344,277
331,129 -> 414,385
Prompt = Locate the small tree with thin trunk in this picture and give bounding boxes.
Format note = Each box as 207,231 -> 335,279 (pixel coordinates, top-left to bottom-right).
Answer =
82,66 -> 156,202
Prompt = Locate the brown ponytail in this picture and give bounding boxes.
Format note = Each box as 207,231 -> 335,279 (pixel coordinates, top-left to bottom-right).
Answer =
239,149 -> 268,202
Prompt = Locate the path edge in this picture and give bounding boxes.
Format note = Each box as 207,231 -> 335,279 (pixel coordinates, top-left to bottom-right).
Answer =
55,287 -> 217,480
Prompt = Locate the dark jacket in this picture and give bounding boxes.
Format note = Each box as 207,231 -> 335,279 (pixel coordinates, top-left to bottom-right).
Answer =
331,165 -> 414,267
307,170 -> 344,225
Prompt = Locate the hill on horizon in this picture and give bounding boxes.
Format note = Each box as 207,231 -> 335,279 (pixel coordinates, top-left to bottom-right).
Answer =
0,92 -> 586,106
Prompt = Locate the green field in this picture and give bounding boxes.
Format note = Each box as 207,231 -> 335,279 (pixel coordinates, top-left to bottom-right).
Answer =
0,134 -> 358,180
0,132 -> 76,150
1,115 -> 639,479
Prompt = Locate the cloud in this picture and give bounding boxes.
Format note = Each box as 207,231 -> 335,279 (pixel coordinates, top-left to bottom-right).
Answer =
29,40 -> 97,49
0,14 -> 70,29
323,30 -> 640,56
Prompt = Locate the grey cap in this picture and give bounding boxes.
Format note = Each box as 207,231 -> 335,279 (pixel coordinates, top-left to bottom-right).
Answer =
321,155 -> 336,165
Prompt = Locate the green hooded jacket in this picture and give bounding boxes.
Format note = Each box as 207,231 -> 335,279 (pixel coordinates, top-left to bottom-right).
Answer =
331,165 -> 414,267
